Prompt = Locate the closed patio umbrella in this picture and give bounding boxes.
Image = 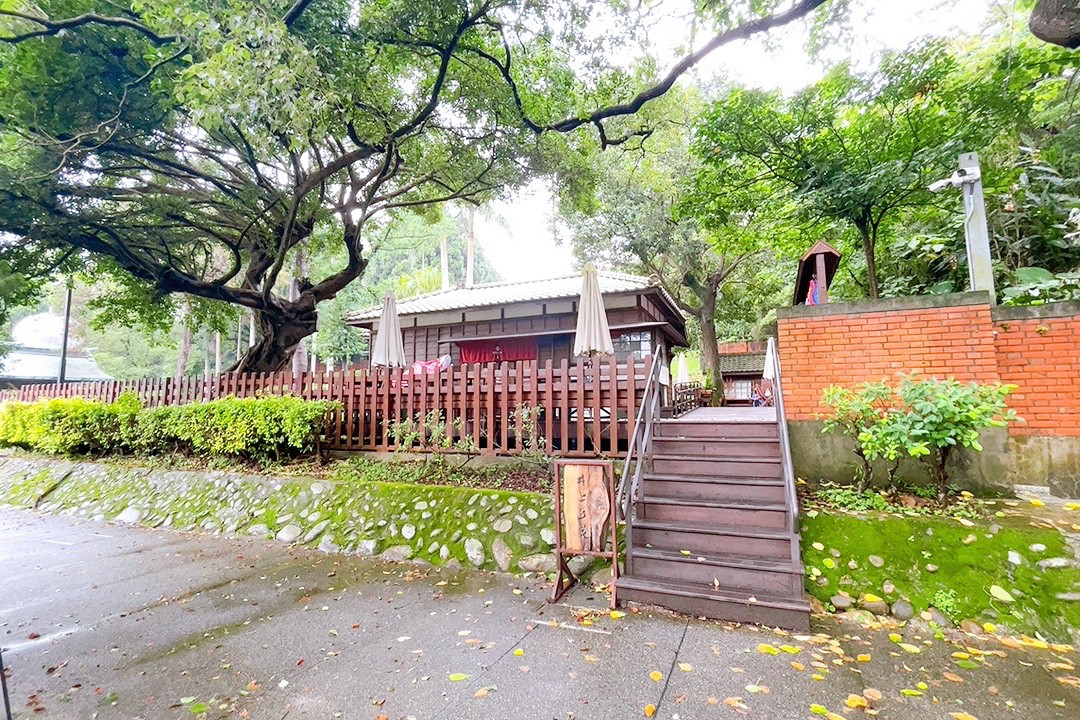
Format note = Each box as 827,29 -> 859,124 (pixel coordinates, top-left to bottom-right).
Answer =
675,354 -> 689,385
370,292 -> 407,367
573,263 -> 614,358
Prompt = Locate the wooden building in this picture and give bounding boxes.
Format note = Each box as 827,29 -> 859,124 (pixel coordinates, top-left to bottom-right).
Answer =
346,271 -> 689,365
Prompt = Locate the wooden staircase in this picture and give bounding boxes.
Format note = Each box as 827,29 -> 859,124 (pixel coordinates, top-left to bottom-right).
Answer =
616,413 -> 810,629
614,341 -> 809,630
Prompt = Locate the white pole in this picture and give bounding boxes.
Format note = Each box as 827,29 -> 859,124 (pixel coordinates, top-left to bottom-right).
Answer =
959,153 -> 996,305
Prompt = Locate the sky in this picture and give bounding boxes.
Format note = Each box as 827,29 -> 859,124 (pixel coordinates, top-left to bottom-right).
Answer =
476,0 -> 996,282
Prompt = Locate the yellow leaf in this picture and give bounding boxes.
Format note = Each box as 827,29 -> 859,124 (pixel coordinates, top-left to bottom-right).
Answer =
989,585 -> 1015,603
863,593 -> 882,603
857,654 -> 871,663
1065,502 -> 1080,511
610,611 -> 626,619
678,662 -> 693,672
791,661 -> 805,671
950,713 -> 979,720
649,670 -> 663,682
448,673 -> 471,682
823,558 -> 835,569
899,643 -> 922,654
982,622 -> 996,633
826,714 -> 845,720
809,704 -> 830,716
780,645 -> 802,654
952,652 -> 970,660
474,687 -> 490,698
756,643 -> 779,655
680,550 -> 691,556
917,681 -> 928,690
845,694 -> 868,709
644,704 -> 657,717
901,688 -> 923,697
888,633 -> 902,643
723,697 -> 747,711
811,674 -> 826,681
745,684 -> 769,694
1029,498 -> 1045,507
513,648 -> 524,657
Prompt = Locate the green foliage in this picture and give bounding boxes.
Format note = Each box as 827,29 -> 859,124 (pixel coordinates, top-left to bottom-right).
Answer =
0,393 -> 333,461
813,483 -> 891,513
821,376 -> 1018,496
1002,266 -> 1080,305
820,381 -> 893,490
931,588 -> 961,620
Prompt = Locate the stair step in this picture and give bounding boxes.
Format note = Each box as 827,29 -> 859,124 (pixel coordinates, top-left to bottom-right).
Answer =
650,454 -> 781,479
641,474 -> 785,502
632,520 -> 795,561
636,496 -> 788,528
630,547 -> 804,595
656,421 -> 778,440
651,436 -> 780,458
616,576 -> 810,631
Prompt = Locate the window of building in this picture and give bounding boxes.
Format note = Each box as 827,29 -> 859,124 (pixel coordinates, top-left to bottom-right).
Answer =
611,331 -> 652,362
730,379 -> 753,400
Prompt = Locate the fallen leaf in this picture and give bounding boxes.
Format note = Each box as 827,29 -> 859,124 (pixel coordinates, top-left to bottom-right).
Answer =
901,689 -> 923,697
949,713 -> 979,720
649,670 -> 663,682
513,648 -> 524,657
863,688 -> 883,702
644,703 -> 657,717
745,684 -> 769,694
856,654 -> 871,663
678,662 -> 693,672
943,672 -> 964,683
756,643 -> 779,656
610,611 -> 626,619
809,704 -> 829,716
845,694 -> 868,709
899,643 -> 922,654
724,697 -> 748,713
448,673 -> 471,682
1029,498 -> 1045,507
989,585 -> 1015,603
791,661 -> 805,671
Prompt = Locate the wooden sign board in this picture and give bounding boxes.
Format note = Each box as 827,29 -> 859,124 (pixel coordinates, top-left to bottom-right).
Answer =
550,460 -> 618,607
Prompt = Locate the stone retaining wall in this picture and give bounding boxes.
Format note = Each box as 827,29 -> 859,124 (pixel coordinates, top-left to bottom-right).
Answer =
0,456 -> 558,574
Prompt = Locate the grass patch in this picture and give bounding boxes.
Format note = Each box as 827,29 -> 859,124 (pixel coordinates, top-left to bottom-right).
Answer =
801,511 -> 1080,641
331,456 -> 552,494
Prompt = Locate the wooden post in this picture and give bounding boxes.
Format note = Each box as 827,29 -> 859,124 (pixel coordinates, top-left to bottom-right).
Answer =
815,252 -> 829,305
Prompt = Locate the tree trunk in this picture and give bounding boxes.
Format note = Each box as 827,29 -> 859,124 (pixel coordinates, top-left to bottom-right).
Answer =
232,302 -> 318,374
290,247 -> 310,375
465,205 -> 476,287
855,218 -> 880,299
174,302 -> 192,381
697,309 -> 725,407
1030,0 -> 1080,48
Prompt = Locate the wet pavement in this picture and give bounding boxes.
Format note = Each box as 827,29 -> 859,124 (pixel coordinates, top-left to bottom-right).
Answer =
1,507 -> 1077,720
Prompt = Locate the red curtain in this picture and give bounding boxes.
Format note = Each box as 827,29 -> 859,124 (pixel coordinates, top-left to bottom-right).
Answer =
458,337 -> 538,364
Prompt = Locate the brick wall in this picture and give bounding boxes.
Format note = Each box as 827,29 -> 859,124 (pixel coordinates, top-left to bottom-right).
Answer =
776,293 -> 1080,438
994,305 -> 1080,436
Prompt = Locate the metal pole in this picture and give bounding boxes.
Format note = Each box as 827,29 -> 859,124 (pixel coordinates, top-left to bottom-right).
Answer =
959,153 -> 996,304
214,331 -> 222,375
57,281 -> 73,385
1,644 -> 14,720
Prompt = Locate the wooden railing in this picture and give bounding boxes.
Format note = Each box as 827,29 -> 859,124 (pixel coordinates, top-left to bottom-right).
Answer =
11,357 -> 654,457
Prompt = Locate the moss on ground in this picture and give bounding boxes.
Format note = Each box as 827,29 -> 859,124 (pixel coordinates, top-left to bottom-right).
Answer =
802,510 -> 1080,641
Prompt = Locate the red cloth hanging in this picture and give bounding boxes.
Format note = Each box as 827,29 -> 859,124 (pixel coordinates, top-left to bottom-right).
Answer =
458,337 -> 538,364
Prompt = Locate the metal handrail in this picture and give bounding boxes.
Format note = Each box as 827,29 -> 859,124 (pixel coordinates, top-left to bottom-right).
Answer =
617,345 -> 667,521
767,336 -> 799,534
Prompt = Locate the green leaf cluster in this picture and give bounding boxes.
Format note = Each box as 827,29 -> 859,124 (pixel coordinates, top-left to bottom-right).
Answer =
0,392 -> 335,461
822,375 -> 1019,496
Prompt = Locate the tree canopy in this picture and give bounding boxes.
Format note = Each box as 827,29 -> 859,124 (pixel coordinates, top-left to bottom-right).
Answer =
0,0 -> 830,371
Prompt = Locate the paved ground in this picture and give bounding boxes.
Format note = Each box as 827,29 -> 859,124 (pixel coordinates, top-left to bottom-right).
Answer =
1,508 -> 1077,720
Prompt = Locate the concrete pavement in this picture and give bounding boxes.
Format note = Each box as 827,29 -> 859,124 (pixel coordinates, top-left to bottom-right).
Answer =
1,507 -> 1076,719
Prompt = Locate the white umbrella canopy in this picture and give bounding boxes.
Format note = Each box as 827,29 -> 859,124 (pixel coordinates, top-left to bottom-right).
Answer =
573,263 -> 615,358
675,354 -> 690,385
370,292 -> 407,368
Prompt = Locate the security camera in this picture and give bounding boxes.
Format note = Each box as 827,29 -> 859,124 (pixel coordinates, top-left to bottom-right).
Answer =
928,178 -> 954,193
928,167 -> 980,193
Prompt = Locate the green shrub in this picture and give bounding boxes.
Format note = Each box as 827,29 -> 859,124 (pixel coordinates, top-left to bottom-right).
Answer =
822,375 -> 1018,498
0,393 -> 333,462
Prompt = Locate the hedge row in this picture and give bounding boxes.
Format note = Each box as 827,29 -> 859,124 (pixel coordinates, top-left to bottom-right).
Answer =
0,393 -> 335,461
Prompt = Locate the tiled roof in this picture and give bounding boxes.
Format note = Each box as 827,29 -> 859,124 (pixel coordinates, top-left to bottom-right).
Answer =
347,271 -> 676,323
0,347 -> 112,382
717,352 -> 766,374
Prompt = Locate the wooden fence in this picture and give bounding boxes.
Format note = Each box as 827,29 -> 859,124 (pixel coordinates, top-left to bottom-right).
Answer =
9,357 -> 655,457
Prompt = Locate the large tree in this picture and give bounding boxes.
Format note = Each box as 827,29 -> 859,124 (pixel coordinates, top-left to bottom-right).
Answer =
0,0 -> 830,372
693,41 -> 1005,298
564,88 -> 797,401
